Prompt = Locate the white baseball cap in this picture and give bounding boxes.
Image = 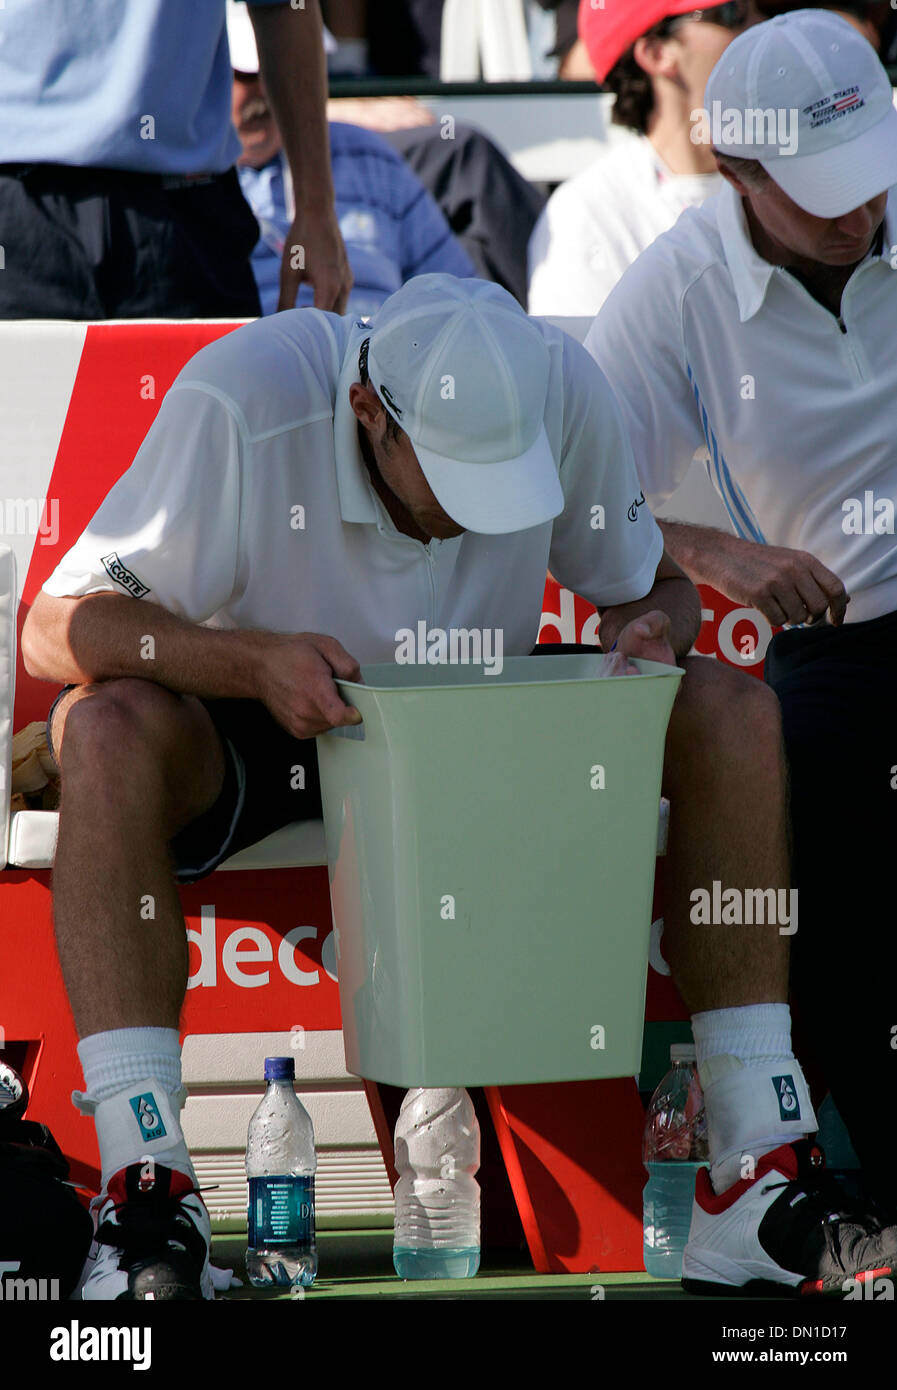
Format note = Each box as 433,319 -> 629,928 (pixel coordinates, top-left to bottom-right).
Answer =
225,0 -> 336,74
705,9 -> 897,218
365,275 -> 564,536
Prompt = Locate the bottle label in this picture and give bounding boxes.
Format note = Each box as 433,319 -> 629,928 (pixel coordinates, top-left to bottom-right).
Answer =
248,1176 -> 315,1247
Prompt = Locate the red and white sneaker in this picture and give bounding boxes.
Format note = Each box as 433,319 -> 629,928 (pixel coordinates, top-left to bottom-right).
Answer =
79,1162 -> 213,1301
682,1140 -> 897,1297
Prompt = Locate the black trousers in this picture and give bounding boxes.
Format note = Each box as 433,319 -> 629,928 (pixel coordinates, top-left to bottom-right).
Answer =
0,164 -> 261,320
765,610 -> 897,1210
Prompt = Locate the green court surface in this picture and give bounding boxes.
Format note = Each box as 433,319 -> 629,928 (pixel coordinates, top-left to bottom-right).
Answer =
212,1229 -> 690,1301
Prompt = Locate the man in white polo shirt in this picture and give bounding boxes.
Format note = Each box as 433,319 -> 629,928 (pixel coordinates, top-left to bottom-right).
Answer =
586,10 -> 897,1234
527,1 -> 757,317
22,274 -> 897,1300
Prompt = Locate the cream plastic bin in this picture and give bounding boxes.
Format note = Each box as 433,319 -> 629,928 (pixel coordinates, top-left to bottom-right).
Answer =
316,653 -> 683,1087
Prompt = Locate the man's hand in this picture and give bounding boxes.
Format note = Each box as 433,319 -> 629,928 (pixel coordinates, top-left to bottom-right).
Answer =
279,205 -> 352,313
660,522 -> 849,627
613,610 -> 677,670
715,539 -> 849,628
597,549 -> 701,663
255,632 -> 364,738
249,2 -> 353,312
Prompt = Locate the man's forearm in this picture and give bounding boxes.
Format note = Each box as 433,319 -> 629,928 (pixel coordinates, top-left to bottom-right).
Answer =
23,592 -> 269,700
659,519 -> 740,590
598,576 -> 702,661
251,2 -> 335,210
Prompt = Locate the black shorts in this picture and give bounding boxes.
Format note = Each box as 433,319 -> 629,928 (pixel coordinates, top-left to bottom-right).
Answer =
44,645 -> 599,887
764,607 -> 897,1208
45,687 -> 322,886
0,163 -> 261,320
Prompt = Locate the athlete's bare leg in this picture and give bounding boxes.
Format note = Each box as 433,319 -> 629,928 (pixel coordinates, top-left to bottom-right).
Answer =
660,656 -> 791,1012
48,678 -> 227,1037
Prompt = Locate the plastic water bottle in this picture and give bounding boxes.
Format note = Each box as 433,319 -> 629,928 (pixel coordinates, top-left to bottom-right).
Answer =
245,1056 -> 317,1288
642,1043 -> 708,1279
393,1088 -> 481,1279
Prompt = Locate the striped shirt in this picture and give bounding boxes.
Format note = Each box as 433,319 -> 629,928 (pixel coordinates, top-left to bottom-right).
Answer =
239,122 -> 475,317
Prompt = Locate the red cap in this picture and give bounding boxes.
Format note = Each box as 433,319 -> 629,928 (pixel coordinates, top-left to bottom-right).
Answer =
578,0 -> 707,82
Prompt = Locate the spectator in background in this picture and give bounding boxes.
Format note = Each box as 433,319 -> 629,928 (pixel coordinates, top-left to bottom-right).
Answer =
320,0 -> 370,75
533,0 -> 596,77
0,0 -> 350,320
321,0 -> 547,304
354,0 -> 571,79
527,1 -> 761,315
227,1 -> 475,317
545,0 -> 863,75
381,118 -> 546,306
358,0 -> 445,79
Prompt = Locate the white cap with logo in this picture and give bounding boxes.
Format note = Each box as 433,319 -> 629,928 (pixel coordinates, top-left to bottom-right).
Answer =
365,275 -> 564,536
705,8 -> 897,218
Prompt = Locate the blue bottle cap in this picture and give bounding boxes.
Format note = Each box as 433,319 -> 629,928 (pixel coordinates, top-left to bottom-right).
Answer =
264,1056 -> 295,1081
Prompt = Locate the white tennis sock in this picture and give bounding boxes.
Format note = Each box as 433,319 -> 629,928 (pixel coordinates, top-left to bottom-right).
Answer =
692,1004 -> 817,1194
74,1028 -> 194,1188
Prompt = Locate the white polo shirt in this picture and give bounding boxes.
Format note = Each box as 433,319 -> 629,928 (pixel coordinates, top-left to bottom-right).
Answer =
527,132 -> 722,317
43,308 -> 662,662
585,183 -> 897,625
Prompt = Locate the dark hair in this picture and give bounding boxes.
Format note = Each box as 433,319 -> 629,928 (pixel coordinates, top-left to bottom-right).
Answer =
605,18 -> 675,135
712,152 -> 770,187
358,337 -> 404,446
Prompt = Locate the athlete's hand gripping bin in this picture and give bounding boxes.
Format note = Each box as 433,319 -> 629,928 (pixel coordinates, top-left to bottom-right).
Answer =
316,653 -> 683,1088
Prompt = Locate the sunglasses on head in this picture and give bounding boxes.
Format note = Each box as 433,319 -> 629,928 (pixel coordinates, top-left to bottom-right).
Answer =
666,1 -> 752,33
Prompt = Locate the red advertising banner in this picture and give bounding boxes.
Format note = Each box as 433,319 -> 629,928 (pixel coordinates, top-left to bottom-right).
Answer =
540,575 -> 777,676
